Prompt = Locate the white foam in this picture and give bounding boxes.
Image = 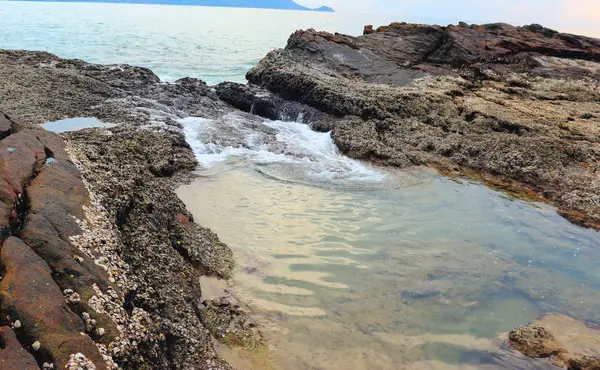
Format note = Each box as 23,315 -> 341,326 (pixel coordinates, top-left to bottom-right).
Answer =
179,113 -> 387,185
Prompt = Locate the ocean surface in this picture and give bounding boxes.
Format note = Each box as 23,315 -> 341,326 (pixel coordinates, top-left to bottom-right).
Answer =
3,2 -> 600,369
0,1 -> 401,84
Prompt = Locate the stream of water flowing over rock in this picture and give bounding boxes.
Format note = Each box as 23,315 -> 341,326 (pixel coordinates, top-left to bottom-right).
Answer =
177,113 -> 600,370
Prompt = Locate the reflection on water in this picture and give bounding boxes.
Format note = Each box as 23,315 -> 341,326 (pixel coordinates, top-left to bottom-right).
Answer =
41,117 -> 115,133
177,159 -> 600,370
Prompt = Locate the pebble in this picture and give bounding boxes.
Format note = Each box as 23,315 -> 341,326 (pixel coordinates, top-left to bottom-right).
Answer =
32,341 -> 41,351
13,320 -> 21,329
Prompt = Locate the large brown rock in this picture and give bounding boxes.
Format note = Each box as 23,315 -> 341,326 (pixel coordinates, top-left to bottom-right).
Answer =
22,129 -> 111,296
0,326 -> 38,369
0,236 -> 107,369
0,118 -> 118,345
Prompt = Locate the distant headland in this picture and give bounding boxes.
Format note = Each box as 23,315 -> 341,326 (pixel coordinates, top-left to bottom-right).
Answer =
14,0 -> 335,11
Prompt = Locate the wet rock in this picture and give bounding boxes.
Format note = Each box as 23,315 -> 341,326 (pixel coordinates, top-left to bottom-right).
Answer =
509,314 -> 600,369
66,126 -> 234,369
0,237 -> 106,369
215,81 -> 329,124
215,82 -> 280,120
0,326 -> 38,369
200,297 -> 263,348
508,325 -> 563,358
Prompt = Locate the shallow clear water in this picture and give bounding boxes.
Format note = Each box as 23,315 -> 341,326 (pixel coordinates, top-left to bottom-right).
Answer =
177,115 -> 600,369
41,117 -> 114,132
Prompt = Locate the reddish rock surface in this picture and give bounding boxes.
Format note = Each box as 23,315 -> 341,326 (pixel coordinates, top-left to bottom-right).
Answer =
22,127 -> 111,297
0,112 -> 114,368
0,237 -> 107,369
0,326 -> 38,369
0,47 -> 239,368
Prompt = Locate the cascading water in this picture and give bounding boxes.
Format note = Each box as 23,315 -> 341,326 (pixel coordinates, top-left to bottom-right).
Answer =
180,112 -> 389,186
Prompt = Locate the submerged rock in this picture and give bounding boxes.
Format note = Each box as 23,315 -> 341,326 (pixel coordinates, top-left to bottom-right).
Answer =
509,314 -> 600,369
200,297 -> 263,348
400,288 -> 441,299
509,325 -> 564,358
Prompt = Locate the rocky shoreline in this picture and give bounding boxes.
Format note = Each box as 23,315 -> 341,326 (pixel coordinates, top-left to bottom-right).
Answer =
0,50 -> 260,369
0,21 -> 599,369
238,22 -> 600,230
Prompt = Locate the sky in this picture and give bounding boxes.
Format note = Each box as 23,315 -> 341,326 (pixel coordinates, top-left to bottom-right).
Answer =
296,0 -> 600,37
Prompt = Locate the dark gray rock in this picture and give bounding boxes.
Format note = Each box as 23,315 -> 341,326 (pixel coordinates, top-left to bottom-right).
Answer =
400,288 -> 441,299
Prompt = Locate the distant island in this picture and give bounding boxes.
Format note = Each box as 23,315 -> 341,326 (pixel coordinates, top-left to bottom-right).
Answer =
16,0 -> 335,11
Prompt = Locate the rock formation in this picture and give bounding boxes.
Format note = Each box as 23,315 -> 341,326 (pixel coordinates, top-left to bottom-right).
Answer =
509,313 -> 600,369
0,51 -> 243,369
0,20 -> 599,369
241,22 -> 600,230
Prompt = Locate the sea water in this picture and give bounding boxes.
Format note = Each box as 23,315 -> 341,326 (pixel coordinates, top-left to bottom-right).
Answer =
0,1 -> 399,84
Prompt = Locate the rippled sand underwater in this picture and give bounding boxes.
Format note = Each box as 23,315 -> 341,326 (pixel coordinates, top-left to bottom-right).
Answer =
178,146 -> 600,369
